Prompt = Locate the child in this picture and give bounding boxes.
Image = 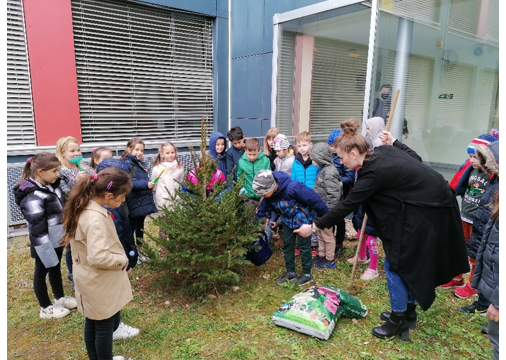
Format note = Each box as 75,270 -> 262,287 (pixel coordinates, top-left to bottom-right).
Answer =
55,136 -> 95,291
470,190 -> 499,360
61,168 -> 134,360
439,133 -> 499,295
456,139 -> 498,315
309,143 -> 342,269
273,134 -> 295,176
96,158 -> 140,341
14,153 -> 77,319
120,138 -> 158,246
225,126 -> 245,182
291,131 -> 320,254
209,132 -> 227,176
346,117 -> 385,279
90,147 -> 114,169
253,170 -> 328,286
263,127 -> 280,171
150,142 -> 185,211
237,137 -> 271,207
327,129 -> 356,256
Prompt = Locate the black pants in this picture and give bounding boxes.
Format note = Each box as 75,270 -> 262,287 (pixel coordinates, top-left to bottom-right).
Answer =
33,247 -> 65,308
335,220 -> 345,246
84,312 -> 120,360
129,215 -> 146,245
66,247 -> 73,275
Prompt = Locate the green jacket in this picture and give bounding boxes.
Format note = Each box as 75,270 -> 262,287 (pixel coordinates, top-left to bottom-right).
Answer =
237,151 -> 271,199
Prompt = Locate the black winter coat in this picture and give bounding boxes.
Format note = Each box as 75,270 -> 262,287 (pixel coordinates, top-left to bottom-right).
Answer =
122,155 -> 157,218
352,205 -> 377,237
104,205 -> 138,270
315,141 -> 469,310
14,178 -> 65,268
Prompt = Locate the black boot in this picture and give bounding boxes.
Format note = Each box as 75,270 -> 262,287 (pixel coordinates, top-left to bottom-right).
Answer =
380,303 -> 417,329
372,311 -> 410,340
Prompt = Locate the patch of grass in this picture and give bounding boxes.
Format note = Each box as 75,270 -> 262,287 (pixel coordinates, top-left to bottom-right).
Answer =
7,223 -> 492,360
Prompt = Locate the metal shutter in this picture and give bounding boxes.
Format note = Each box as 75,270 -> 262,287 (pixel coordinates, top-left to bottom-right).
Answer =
7,0 -> 37,147
477,69 -> 499,133
71,0 -> 213,143
275,30 -> 296,136
448,0 -> 479,39
485,0 -> 499,45
380,0 -> 441,27
310,38 -> 368,136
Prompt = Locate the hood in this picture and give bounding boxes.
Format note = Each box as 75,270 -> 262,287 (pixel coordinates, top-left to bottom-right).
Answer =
96,157 -> 131,173
309,143 -> 332,167
295,152 -> 313,168
272,171 -> 292,195
365,117 -> 385,148
13,179 -> 40,206
209,132 -> 227,160
475,141 -> 499,176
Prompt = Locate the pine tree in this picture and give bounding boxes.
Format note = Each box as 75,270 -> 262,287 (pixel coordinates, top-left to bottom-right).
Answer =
145,118 -> 263,297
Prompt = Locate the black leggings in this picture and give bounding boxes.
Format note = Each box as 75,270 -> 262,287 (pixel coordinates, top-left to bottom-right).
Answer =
84,312 -> 120,360
129,215 -> 146,245
335,220 -> 345,246
33,247 -> 65,308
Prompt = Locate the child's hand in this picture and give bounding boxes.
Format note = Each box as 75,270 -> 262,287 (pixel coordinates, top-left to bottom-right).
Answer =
487,304 -> 499,322
75,171 -> 87,182
148,181 -> 155,189
127,268 -> 133,275
270,222 -> 278,230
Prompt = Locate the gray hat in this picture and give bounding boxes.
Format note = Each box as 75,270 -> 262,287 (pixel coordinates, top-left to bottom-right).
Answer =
273,134 -> 290,150
252,170 -> 277,196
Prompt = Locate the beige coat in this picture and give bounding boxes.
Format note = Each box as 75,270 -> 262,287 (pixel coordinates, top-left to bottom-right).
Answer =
71,201 -> 133,320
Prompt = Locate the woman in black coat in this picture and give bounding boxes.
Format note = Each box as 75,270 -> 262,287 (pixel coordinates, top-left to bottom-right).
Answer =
295,119 -> 469,340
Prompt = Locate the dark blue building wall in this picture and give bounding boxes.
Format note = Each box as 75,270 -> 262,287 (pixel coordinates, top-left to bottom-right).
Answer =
230,0 -> 322,138
144,0 -> 229,135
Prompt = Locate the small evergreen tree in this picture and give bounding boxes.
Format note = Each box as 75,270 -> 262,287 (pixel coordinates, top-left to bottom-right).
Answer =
145,118 -> 263,297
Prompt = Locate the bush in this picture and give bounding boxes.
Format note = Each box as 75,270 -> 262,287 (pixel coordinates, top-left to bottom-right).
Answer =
145,119 -> 263,297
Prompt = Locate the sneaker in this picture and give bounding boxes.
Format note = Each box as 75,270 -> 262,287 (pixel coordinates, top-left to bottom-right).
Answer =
458,301 -> 487,316
137,254 -> 150,264
112,356 -> 134,360
453,283 -> 478,299
312,255 -> 325,266
334,244 -> 345,257
290,273 -> 314,287
311,246 -> 318,256
54,296 -> 77,310
40,305 -> 71,319
294,248 -> 300,256
347,256 -> 369,265
438,278 -> 464,289
276,272 -> 297,286
360,268 -> 379,280
113,322 -> 140,340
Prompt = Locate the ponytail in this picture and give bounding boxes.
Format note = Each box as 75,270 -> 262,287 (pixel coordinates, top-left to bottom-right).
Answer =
61,168 -> 133,246
18,153 -> 61,183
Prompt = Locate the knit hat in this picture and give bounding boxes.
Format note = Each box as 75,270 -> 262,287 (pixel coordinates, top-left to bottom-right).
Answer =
467,133 -> 499,154
252,170 -> 277,196
489,128 -> 499,139
273,134 -> 290,151
328,129 -> 342,145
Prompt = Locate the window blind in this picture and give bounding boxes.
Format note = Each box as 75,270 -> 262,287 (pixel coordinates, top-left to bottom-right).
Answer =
275,30 -> 296,136
7,0 -> 37,147
71,0 -> 214,143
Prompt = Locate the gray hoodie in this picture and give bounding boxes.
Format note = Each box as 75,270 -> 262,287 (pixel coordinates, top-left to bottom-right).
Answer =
309,143 -> 343,208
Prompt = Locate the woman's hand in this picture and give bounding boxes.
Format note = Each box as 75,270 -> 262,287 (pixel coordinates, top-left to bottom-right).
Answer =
293,224 -> 313,237
487,304 -> 499,322
380,131 -> 396,146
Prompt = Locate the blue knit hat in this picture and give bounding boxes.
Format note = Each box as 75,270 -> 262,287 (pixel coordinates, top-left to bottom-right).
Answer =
328,129 -> 342,145
467,133 -> 499,155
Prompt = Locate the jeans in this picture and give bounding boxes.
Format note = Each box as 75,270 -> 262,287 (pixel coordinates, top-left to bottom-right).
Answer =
33,247 -> 64,308
384,257 -> 416,312
66,247 -> 73,275
84,312 -> 120,360
282,224 -> 312,274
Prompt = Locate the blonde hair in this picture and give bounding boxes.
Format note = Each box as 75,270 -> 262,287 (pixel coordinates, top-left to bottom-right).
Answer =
55,136 -> 87,170
152,141 -> 182,168
295,131 -> 311,144
245,138 -> 260,151
263,127 -> 280,157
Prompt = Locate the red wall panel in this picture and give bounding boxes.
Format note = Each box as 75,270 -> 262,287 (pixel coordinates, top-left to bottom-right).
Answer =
23,0 -> 82,146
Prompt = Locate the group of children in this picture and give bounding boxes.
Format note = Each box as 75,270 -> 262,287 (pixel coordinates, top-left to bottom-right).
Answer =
13,122 -> 499,358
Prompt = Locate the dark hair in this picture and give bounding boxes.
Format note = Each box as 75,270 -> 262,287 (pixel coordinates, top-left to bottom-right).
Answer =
19,152 -> 61,183
245,138 -> 260,151
334,118 -> 372,155
152,141 -> 182,168
380,84 -> 392,91
90,147 -> 113,169
227,126 -> 244,141
491,190 -> 499,220
61,168 -> 133,246
120,138 -> 145,159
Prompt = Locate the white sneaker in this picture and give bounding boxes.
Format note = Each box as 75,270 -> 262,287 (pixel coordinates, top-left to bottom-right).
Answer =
113,322 -> 140,340
40,305 -> 71,319
112,356 -> 134,360
54,296 -> 77,309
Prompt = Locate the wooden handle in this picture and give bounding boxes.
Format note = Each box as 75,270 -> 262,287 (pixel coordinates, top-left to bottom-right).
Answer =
385,89 -> 400,132
348,214 -> 368,291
